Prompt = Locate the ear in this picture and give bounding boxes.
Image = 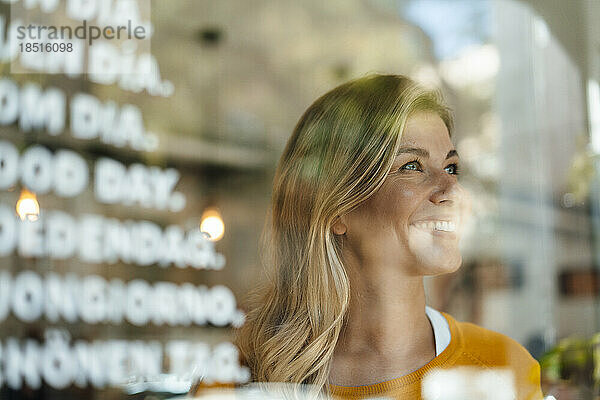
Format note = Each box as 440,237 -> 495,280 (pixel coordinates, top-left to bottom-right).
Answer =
331,216 -> 347,235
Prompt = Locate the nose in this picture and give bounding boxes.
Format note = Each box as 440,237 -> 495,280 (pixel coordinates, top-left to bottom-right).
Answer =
429,172 -> 473,232
429,172 -> 463,205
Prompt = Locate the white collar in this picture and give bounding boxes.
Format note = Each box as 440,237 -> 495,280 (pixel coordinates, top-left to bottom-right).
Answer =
425,306 -> 451,356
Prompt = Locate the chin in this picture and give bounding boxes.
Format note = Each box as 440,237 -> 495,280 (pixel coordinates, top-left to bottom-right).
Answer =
407,225 -> 463,276
417,252 -> 462,276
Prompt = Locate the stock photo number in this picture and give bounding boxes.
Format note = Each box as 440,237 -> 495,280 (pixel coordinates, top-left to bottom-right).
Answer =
19,42 -> 73,53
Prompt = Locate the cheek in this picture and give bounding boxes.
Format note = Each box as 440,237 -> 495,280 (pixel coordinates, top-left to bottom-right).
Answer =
394,185 -> 422,222
345,183 -> 422,234
374,186 -> 415,223
398,188 -> 416,206
399,186 -> 414,198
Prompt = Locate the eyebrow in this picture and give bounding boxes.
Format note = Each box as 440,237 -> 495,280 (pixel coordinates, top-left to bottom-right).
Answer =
396,147 -> 459,160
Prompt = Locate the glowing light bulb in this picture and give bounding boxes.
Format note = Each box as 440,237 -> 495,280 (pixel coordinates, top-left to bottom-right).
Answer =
200,207 -> 224,241
16,188 -> 40,221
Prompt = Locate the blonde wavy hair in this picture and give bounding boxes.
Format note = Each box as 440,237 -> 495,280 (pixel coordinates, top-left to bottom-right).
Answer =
236,74 -> 453,394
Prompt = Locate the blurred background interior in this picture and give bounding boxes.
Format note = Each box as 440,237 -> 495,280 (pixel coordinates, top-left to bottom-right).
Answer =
1,0 -> 600,399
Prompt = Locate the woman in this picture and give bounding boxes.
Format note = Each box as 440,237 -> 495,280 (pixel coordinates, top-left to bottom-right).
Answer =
236,74 -> 543,399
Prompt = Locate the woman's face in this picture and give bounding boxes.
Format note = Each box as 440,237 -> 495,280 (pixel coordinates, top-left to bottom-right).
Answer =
338,111 -> 471,276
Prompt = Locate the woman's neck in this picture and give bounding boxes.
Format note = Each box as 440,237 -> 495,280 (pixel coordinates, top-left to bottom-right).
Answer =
329,252 -> 436,385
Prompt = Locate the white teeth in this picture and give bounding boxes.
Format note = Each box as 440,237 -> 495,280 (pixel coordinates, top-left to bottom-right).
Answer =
413,221 -> 456,232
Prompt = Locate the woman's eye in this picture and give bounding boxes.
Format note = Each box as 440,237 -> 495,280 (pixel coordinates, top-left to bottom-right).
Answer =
445,163 -> 460,175
395,161 -> 460,175
400,160 -> 422,172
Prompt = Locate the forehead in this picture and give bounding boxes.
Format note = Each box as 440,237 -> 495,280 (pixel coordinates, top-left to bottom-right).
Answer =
400,111 -> 452,151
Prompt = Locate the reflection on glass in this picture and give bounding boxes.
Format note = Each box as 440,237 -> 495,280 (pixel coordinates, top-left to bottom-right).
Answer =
16,188 -> 39,221
201,207 -> 225,241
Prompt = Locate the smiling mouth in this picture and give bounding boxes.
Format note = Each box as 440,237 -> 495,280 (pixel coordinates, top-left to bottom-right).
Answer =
411,220 -> 457,233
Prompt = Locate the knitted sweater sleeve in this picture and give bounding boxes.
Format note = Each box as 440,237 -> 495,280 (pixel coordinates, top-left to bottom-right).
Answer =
457,321 -> 544,400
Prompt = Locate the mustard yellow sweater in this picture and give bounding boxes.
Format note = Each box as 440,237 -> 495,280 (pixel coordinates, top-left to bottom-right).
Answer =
329,312 -> 544,400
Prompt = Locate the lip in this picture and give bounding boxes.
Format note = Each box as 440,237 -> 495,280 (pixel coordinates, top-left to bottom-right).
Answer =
410,224 -> 458,239
412,215 -> 457,222
409,217 -> 459,237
